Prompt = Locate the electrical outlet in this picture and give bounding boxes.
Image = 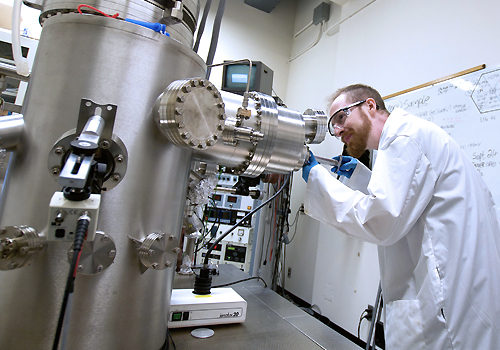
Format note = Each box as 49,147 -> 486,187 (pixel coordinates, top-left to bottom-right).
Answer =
365,304 -> 374,321
299,204 -> 304,214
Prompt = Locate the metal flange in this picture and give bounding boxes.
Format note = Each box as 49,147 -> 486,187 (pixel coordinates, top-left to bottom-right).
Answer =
67,231 -> 116,275
154,78 -> 226,150
48,129 -> 128,191
128,232 -> 180,270
303,108 -> 328,144
0,226 -> 46,270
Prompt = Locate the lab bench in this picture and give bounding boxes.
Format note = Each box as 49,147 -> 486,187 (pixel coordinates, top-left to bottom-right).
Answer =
170,264 -> 360,350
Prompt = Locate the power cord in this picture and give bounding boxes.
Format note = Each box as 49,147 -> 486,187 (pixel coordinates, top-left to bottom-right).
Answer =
357,305 -> 373,339
212,276 -> 267,289
160,328 -> 176,350
52,213 -> 90,350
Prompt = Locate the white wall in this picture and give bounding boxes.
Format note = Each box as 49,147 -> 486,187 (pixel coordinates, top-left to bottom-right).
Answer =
196,0 -> 297,99
283,0 -> 500,341
283,0 -> 381,340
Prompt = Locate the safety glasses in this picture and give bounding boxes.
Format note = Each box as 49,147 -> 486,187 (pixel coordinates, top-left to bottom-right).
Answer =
328,99 -> 366,138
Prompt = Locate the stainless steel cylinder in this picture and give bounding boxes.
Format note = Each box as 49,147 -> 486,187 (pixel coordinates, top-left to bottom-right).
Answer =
38,0 -> 200,47
154,80 -> 328,176
0,12 -> 204,350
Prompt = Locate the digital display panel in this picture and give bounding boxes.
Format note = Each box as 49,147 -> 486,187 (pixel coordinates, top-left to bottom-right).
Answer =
224,64 -> 256,90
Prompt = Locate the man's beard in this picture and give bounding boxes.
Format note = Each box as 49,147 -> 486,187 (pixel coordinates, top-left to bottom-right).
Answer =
346,112 -> 372,158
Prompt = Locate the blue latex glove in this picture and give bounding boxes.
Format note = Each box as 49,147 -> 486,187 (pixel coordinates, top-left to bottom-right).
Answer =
331,156 -> 358,178
302,151 -> 319,182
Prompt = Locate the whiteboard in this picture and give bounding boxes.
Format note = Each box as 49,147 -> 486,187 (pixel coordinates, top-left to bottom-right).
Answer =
384,66 -> 500,214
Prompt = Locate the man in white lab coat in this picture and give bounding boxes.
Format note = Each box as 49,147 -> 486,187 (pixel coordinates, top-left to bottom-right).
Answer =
302,84 -> 500,350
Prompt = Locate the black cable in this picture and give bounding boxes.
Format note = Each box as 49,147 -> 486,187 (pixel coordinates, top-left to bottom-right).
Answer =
205,0 -> 226,79
160,328 -> 176,350
52,214 -> 90,350
204,175 -> 291,265
193,0 -> 212,52
168,329 -> 176,350
212,276 -> 267,289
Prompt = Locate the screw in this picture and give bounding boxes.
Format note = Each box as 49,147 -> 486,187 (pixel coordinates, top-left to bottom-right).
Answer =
68,250 -> 74,259
148,249 -> 155,256
96,265 -> 104,273
151,263 -> 159,269
169,235 -> 175,240
51,167 -> 60,176
100,140 -> 110,149
77,265 -> 84,272
112,174 -> 121,182
108,250 -> 116,258
115,155 -> 124,163
101,235 -> 109,242
165,261 -> 173,268
173,247 -> 181,253
54,147 -> 64,156
20,246 -> 29,254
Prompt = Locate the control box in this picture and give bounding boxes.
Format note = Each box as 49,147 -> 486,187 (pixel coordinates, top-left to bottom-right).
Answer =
197,240 -> 252,272
47,192 -> 100,241
169,288 -> 247,328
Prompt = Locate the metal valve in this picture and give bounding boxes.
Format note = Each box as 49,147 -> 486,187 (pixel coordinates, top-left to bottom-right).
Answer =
0,226 -> 46,270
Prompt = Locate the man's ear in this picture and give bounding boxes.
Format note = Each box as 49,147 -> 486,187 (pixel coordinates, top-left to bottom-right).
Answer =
366,98 -> 378,111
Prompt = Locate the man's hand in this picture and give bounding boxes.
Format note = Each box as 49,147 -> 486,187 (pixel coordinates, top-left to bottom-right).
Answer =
331,156 -> 358,178
302,151 -> 319,182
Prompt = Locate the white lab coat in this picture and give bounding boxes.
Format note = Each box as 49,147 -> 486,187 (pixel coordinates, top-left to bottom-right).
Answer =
304,108 -> 500,350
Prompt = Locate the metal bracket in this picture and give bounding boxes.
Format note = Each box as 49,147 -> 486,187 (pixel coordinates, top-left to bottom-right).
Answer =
75,99 -> 117,149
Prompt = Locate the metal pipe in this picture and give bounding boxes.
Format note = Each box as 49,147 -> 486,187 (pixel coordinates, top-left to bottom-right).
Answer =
0,62 -> 30,82
366,282 -> 382,350
0,114 -> 24,150
207,59 -> 253,96
325,0 -> 377,36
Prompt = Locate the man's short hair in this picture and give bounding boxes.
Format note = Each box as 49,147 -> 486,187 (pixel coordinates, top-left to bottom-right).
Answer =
327,84 -> 388,114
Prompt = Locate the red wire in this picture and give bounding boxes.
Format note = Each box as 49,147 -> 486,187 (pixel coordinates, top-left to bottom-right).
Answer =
72,249 -> 83,278
77,4 -> 119,18
72,231 -> 87,278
